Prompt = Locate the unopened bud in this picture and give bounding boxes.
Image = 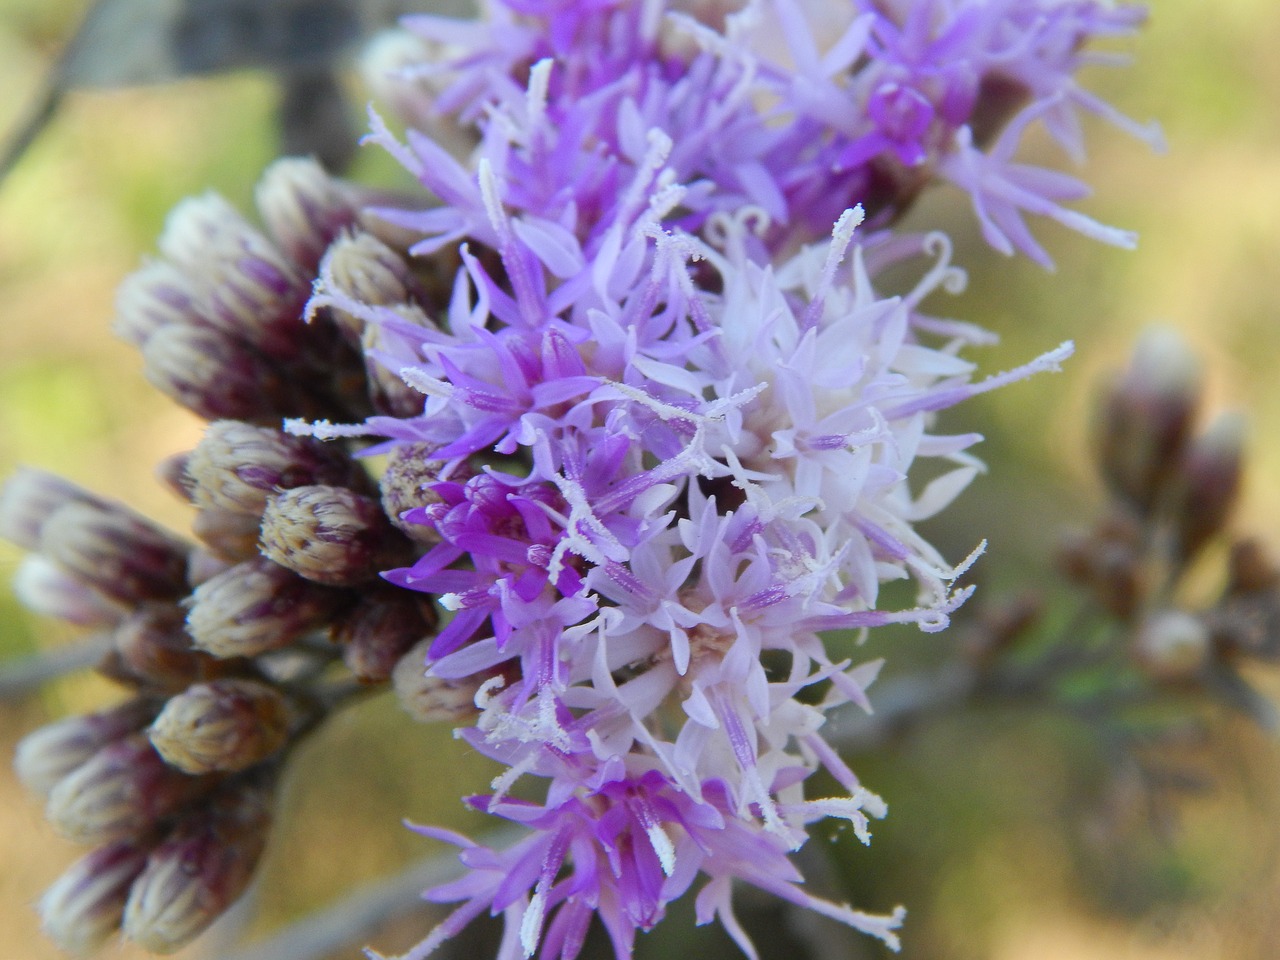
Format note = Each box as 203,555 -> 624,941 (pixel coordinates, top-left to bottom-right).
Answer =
123,777 -> 273,954
186,549 -> 232,588
337,588 -> 437,683
315,231 -> 419,343
259,485 -> 400,586
41,502 -> 190,606
39,839 -> 152,955
361,314 -> 434,417
14,698 -> 158,797
186,556 -> 346,658
255,157 -> 359,271
0,467 -> 107,550
113,260 -> 200,348
1135,610 -> 1209,680
1097,327 -> 1202,511
12,555 -> 126,627
149,679 -> 292,774
46,735 -> 210,844
380,444 -> 450,543
141,324 -> 302,423
1169,412 -> 1246,563
115,605 -> 245,692
186,420 -> 360,516
192,507 -> 262,562
392,639 -> 481,723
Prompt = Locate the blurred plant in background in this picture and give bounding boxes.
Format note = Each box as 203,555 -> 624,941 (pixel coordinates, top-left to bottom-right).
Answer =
3,2 -> 1280,960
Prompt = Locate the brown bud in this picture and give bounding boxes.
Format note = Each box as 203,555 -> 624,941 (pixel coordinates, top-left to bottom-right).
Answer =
149,680 -> 293,774
185,420 -> 361,516
1168,412 -> 1246,563
14,698 -> 158,797
186,556 -> 345,658
192,507 -> 263,562
1096,327 -> 1202,511
336,587 -> 438,683
46,735 -> 211,844
259,485 -> 401,586
380,443 -> 451,543
123,777 -> 273,954
39,839 -> 152,955
114,605 -> 246,692
392,639 -> 481,724
40,501 -> 190,606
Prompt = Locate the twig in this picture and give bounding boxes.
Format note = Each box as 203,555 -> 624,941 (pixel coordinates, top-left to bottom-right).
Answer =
0,635 -> 111,700
217,826 -> 523,960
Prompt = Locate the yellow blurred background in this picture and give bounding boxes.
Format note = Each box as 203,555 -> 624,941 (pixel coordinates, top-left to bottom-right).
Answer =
1,1 -> 1279,958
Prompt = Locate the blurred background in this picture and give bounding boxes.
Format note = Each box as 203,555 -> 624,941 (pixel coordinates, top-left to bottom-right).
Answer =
1,1 -> 1279,958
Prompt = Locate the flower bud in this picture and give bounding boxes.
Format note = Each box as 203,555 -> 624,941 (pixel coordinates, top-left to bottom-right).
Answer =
0,467 -> 107,551
1168,412 -> 1246,563
259,485 -> 401,586
46,735 -> 211,844
40,501 -> 190,606
39,839 -> 152,954
113,260 -> 200,348
149,680 -> 293,774
392,639 -> 482,723
14,698 -> 158,797
361,314 -> 434,417
114,605 -> 246,691
1227,539 -> 1280,595
1134,610 -> 1209,680
1096,327 -> 1202,511
141,324 -> 304,423
186,556 -> 346,658
191,507 -> 263,562
336,588 -> 438,683
123,777 -> 273,954
316,230 -> 420,343
186,548 -> 233,588
380,443 -> 451,544
12,555 -> 126,627
185,420 -> 360,516
255,157 -> 359,271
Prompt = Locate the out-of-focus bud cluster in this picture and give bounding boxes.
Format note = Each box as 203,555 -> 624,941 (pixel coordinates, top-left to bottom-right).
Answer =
1064,327 -> 1274,693
2,157 -> 461,954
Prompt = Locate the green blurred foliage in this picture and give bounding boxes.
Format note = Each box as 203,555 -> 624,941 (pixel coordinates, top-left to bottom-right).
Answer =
1,1 -> 1279,958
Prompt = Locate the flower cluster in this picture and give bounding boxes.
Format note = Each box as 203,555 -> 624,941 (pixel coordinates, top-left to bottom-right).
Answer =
2,0 -> 1157,957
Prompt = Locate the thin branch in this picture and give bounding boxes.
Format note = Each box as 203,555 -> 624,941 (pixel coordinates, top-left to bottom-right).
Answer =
217,826 -> 523,960
0,635 -> 111,700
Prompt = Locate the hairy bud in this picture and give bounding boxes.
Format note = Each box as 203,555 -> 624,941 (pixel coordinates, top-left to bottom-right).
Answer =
392,639 -> 482,724
39,839 -> 152,955
255,156 -> 359,271
14,699 -> 158,797
337,588 -> 438,683
149,680 -> 293,774
259,485 -> 400,586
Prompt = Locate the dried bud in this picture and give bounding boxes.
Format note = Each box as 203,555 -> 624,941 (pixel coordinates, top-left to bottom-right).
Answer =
14,699 -> 158,797
39,839 -> 152,955
1097,327 -> 1202,511
12,555 -> 126,627
380,443 -> 451,543
186,556 -> 345,658
0,467 -> 106,551
1168,412 -> 1246,563
1134,610 -> 1210,680
1227,539 -> 1280,595
255,157 -> 359,271
337,588 -> 438,683
115,605 -> 245,692
149,680 -> 293,774
192,508 -> 263,562
185,420 -> 360,516
46,735 -> 210,844
259,485 -> 400,586
392,639 -> 481,723
123,777 -> 273,954
40,502 -> 190,606
141,324 -> 303,423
